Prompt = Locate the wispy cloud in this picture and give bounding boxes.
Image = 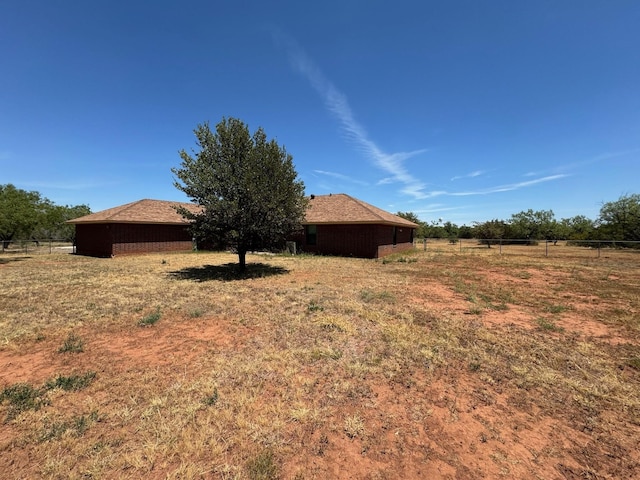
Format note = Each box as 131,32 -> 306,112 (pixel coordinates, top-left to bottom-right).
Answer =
456,174 -> 568,195
274,31 -> 428,199
420,174 -> 569,199
583,149 -> 639,164
525,149 -> 639,178
273,31 -> 582,203
451,170 -> 484,181
313,169 -> 369,186
415,204 -> 466,215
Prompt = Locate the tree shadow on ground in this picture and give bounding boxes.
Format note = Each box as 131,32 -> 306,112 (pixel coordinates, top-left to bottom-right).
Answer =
169,262 -> 289,282
0,256 -> 31,265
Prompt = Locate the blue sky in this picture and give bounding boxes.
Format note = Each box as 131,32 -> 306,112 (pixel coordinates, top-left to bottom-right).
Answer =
1,1 -> 638,225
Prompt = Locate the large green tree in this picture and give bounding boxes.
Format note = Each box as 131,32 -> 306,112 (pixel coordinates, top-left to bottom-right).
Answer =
395,211 -> 420,225
38,203 -> 91,241
172,118 -> 308,271
0,184 -> 43,247
597,193 -> 640,241
559,215 -> 595,241
0,184 -> 91,247
472,219 -> 508,247
509,209 -> 558,242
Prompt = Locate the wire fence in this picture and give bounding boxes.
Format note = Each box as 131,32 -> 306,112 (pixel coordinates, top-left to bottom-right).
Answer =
415,238 -> 640,260
0,239 -> 75,255
2,237 -> 639,262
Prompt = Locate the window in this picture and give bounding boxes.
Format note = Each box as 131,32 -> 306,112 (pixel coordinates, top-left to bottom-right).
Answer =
306,225 -> 317,245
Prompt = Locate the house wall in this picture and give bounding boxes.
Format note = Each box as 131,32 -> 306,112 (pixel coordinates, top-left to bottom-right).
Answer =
75,223 -> 193,257
75,224 -> 113,257
377,242 -> 414,257
111,224 -> 193,255
377,225 -> 415,257
292,224 -> 415,258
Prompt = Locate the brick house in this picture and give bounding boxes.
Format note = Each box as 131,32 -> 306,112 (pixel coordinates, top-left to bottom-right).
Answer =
67,199 -> 200,257
69,194 -> 417,259
290,193 -> 418,258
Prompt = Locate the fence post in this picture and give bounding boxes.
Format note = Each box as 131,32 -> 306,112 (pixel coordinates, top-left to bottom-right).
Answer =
499,239 -> 502,255
423,238 -> 426,251
545,240 -> 549,257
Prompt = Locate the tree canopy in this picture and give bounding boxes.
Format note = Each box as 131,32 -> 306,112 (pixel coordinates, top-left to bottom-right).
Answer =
509,209 -> 557,241
0,184 -> 41,244
0,184 -> 90,247
597,193 -> 640,241
402,192 -> 639,247
472,219 -> 508,247
172,118 -> 308,271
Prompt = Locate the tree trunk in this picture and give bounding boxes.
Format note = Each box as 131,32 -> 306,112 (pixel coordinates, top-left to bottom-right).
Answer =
238,249 -> 247,272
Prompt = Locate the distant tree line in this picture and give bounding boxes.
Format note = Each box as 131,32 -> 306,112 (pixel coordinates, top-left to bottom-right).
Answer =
0,184 -> 91,248
398,193 -> 640,247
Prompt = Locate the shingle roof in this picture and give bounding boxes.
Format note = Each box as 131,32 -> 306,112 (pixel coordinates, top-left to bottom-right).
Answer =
67,199 -> 200,225
67,194 -> 418,228
304,194 -> 418,227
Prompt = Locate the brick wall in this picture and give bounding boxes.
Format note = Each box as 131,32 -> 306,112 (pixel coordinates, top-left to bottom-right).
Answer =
291,223 -> 415,258
75,223 -> 193,257
111,224 -> 193,255
75,224 -> 113,257
377,242 -> 415,257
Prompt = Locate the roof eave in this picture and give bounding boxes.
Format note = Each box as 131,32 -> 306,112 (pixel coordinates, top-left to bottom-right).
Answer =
302,220 -> 417,227
67,220 -> 192,225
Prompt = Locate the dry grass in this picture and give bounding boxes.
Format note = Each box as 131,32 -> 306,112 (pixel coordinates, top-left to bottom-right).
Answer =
0,245 -> 639,479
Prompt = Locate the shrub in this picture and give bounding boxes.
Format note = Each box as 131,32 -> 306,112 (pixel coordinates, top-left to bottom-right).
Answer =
58,332 -> 84,353
535,317 -> 564,332
203,388 -> 219,406
307,300 -> 324,312
0,383 -> 49,420
139,308 -> 161,326
246,449 -> 278,480
45,372 -> 96,391
344,414 -> 365,438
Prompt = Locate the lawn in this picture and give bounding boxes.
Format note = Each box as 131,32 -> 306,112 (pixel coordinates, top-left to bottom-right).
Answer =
0,245 -> 639,479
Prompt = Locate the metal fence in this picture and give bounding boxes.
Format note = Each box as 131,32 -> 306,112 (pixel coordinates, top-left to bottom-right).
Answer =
0,239 -> 75,255
415,238 -> 640,260
2,237 -> 639,261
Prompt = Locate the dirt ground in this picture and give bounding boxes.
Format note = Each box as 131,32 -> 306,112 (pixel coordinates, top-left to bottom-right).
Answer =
1,249 -> 639,479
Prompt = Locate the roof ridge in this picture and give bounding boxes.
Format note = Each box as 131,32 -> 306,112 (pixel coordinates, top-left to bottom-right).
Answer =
140,198 -> 185,203
304,193 -> 418,227
67,198 -> 200,224
118,198 -> 144,213
343,194 -> 388,222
